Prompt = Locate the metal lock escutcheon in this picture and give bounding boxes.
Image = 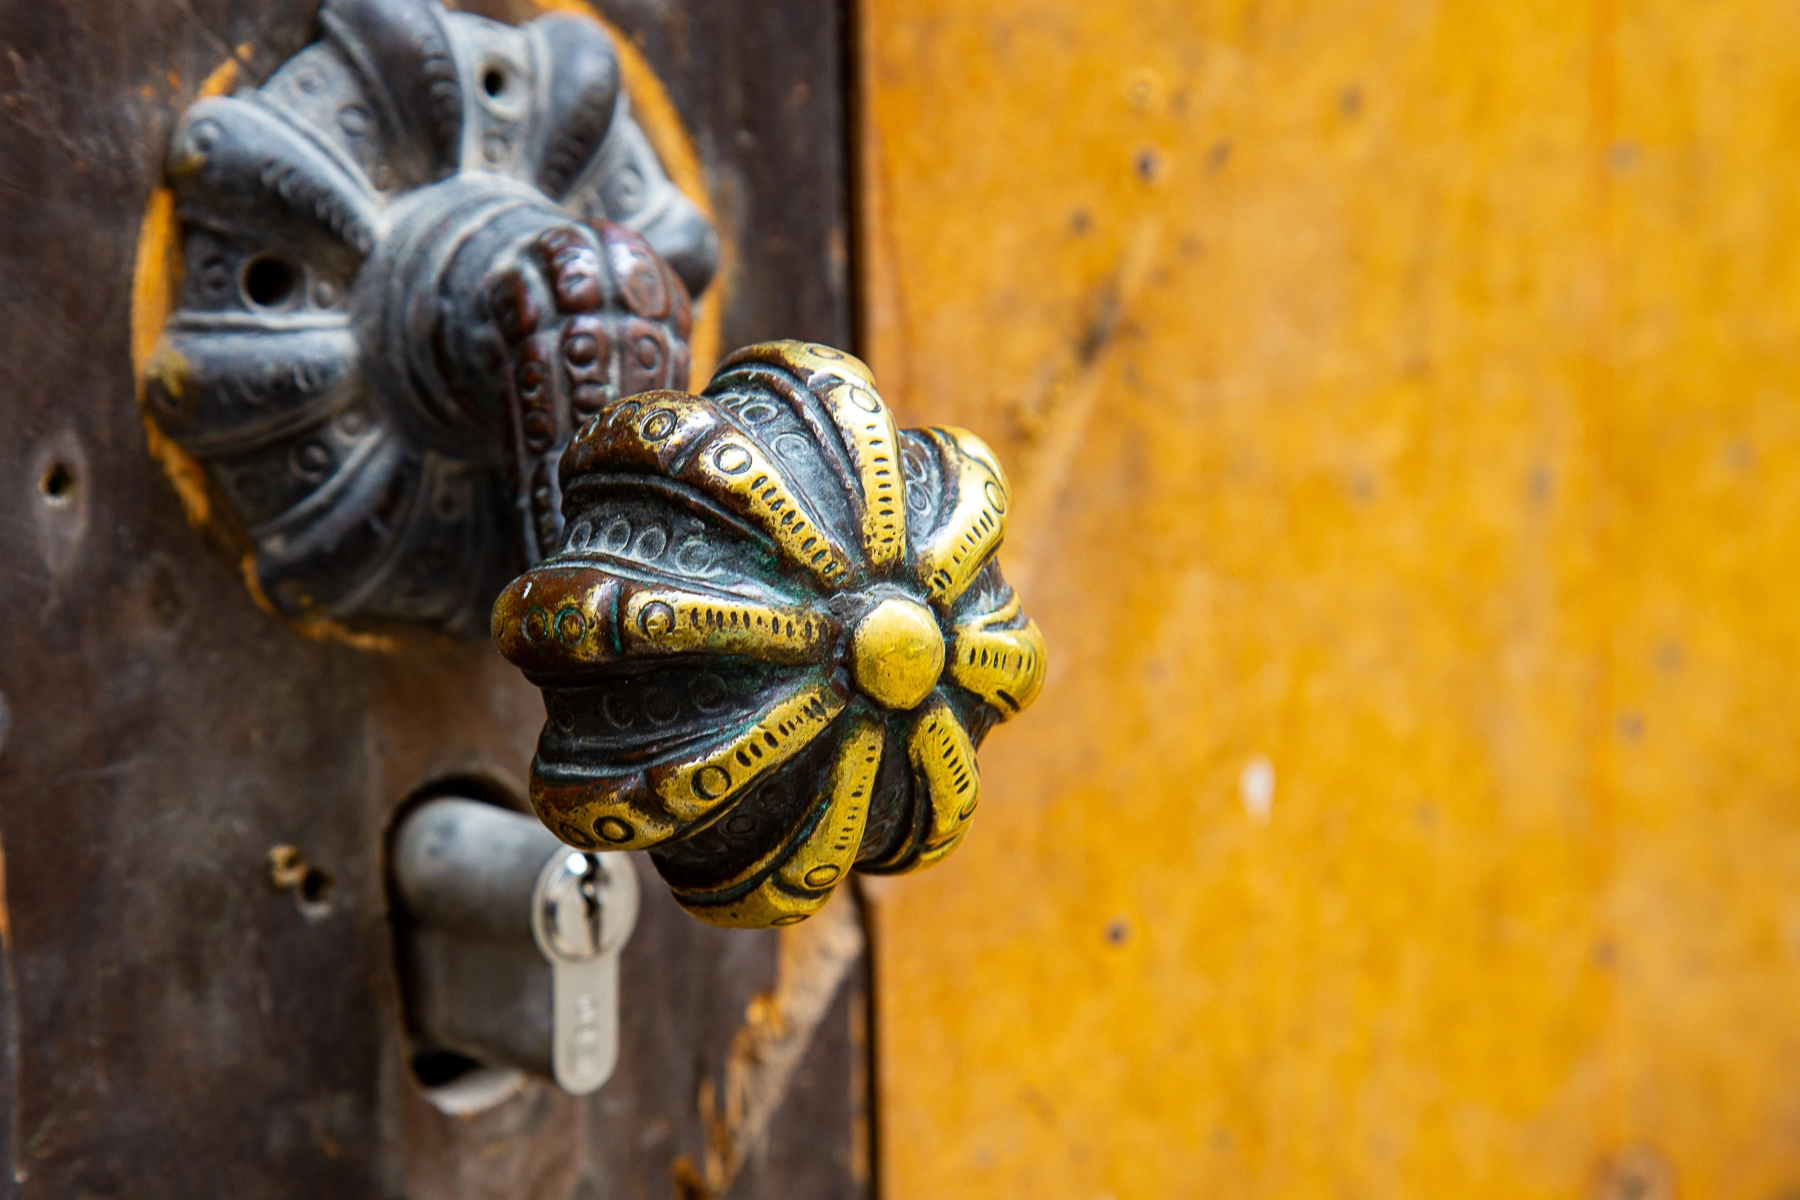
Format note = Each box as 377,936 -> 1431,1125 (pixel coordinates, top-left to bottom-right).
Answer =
138,0 -> 1048,931
140,0 -> 713,636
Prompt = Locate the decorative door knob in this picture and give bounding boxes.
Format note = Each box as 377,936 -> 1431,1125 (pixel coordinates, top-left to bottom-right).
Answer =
136,0 -> 1047,929
493,341 -> 1047,926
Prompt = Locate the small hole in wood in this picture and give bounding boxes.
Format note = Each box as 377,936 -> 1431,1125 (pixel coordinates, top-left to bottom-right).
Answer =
39,462 -> 76,505
298,866 -> 336,911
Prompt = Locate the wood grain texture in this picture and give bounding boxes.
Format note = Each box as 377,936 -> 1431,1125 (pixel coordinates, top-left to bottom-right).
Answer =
0,0 -> 864,1196
857,1 -> 1800,1196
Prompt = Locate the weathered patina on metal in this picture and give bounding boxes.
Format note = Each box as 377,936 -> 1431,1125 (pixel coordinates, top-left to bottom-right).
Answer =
140,0 -> 715,637
495,341 -> 1046,927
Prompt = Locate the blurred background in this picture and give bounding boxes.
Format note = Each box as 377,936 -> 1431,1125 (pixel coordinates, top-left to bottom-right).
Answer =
854,1 -> 1800,1197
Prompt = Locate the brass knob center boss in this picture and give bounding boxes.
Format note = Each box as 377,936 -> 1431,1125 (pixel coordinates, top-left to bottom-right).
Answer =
495,342 -> 1047,927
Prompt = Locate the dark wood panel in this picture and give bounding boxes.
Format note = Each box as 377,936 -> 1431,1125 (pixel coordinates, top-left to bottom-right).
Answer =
736,961 -> 873,1198
0,1 -> 866,1196
589,0 -> 856,353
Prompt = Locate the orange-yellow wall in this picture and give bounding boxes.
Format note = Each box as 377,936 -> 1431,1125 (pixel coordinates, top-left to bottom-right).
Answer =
855,1 -> 1800,1195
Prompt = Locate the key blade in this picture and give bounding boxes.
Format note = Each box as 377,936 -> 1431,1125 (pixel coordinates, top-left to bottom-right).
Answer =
551,952 -> 619,1094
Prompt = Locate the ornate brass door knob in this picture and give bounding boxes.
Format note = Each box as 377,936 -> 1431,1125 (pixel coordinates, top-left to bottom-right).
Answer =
493,341 -> 1047,926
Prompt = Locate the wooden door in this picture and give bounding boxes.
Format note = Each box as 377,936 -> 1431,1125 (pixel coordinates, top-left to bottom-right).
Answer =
0,2 -> 867,1196
14,1 -> 1800,1197
857,1 -> 1800,1198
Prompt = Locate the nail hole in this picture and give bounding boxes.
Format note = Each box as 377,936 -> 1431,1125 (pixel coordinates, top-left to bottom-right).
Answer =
483,66 -> 507,97
268,844 -> 336,917
39,462 -> 76,506
298,866 -> 336,912
243,254 -> 299,308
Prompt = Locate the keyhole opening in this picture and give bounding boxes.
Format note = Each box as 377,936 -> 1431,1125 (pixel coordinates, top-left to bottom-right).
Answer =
412,1049 -> 483,1088
386,779 -> 539,1116
482,66 -> 507,97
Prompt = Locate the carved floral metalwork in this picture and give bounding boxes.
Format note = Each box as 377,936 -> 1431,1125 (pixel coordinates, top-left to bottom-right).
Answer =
140,0 -> 715,635
494,342 -> 1047,927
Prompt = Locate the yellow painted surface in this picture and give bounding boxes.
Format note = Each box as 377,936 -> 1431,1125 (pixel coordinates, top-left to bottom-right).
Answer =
857,1 -> 1800,1196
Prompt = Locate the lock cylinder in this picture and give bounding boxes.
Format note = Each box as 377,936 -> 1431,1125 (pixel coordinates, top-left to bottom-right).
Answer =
390,796 -> 638,1095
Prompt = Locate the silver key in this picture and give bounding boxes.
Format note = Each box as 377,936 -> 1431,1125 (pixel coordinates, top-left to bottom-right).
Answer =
531,849 -> 639,1094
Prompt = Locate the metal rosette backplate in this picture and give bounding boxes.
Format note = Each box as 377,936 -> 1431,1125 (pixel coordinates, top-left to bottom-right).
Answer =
494,341 -> 1048,928
140,0 -> 716,636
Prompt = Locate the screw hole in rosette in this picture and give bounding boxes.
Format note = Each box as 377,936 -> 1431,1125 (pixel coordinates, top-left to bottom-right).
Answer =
476,56 -> 529,120
242,254 -> 300,309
